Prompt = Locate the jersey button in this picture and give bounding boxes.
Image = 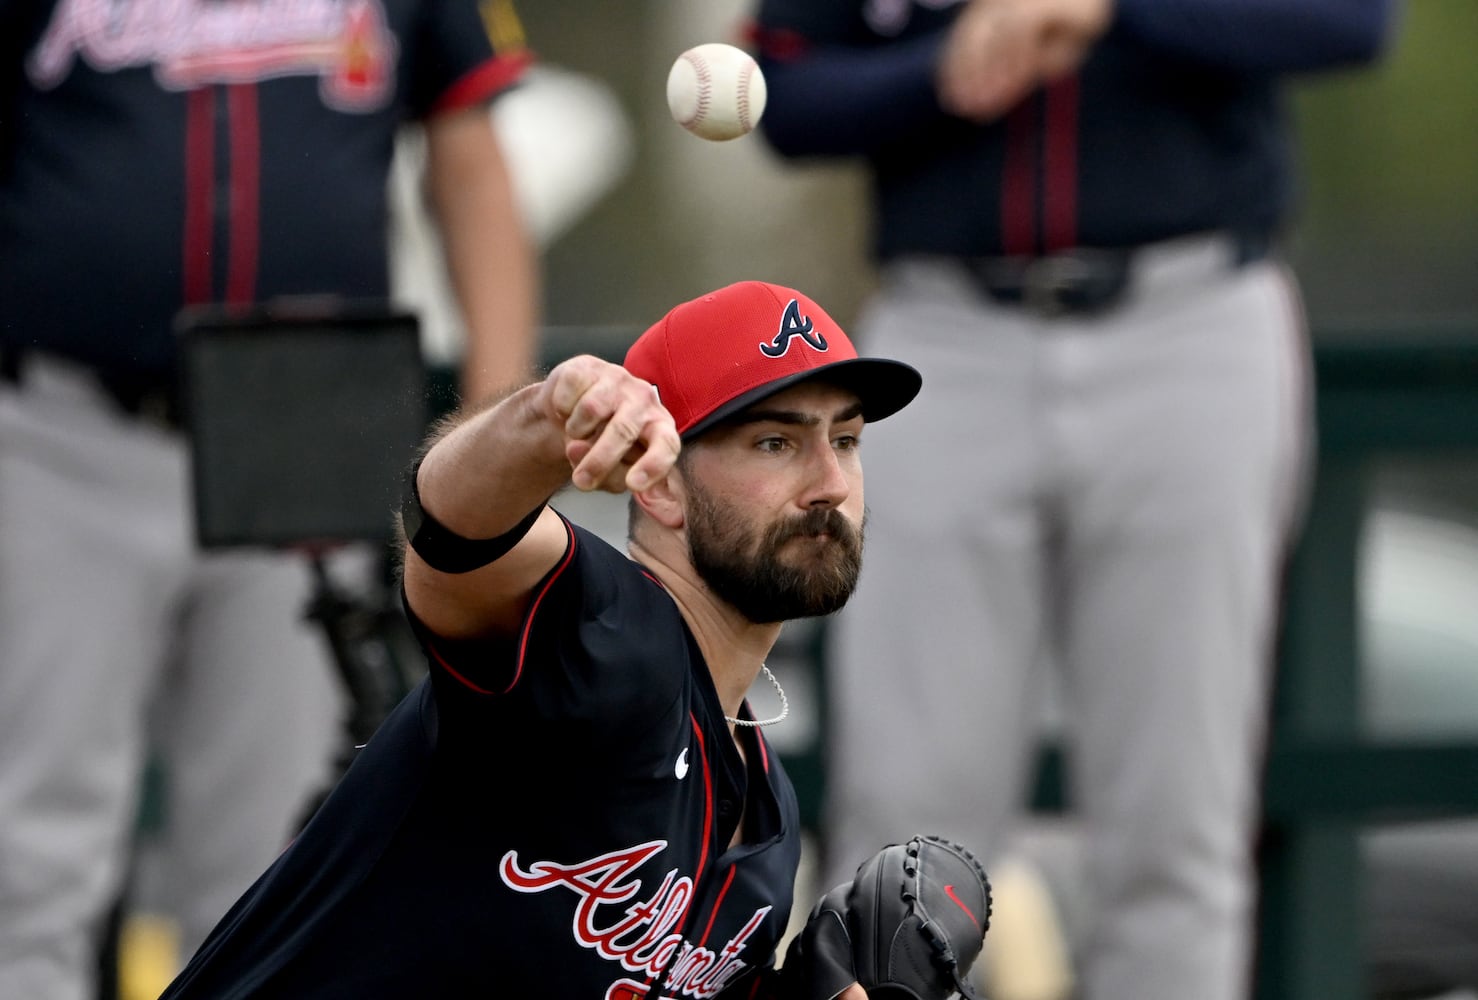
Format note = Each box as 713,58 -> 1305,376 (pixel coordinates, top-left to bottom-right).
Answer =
718,799 -> 737,819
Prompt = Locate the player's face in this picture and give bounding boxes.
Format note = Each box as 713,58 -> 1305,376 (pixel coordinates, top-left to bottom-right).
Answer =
682,382 -> 866,624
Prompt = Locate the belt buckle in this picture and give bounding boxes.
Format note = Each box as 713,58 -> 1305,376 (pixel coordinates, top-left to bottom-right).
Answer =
1021,253 -> 1100,316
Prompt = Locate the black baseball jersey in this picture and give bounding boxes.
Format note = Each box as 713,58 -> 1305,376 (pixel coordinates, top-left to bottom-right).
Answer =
1,0 -> 530,376
160,515 -> 804,999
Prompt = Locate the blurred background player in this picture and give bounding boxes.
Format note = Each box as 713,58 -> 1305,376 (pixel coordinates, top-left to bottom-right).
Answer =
748,1 -> 1398,999
0,2 -> 537,998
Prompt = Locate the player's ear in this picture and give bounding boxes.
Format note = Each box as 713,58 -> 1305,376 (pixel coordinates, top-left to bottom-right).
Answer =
632,469 -> 684,529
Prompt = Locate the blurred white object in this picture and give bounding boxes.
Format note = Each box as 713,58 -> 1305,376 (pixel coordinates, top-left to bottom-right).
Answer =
1362,507 -> 1478,737
979,855 -> 1075,1000
1360,503 -> 1478,999
391,65 -> 636,363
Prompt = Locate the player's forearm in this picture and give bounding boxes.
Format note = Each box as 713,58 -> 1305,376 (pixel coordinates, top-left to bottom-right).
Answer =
756,32 -> 952,157
1114,0 -> 1396,73
400,382 -> 573,640
415,383 -> 570,543
403,354 -> 677,640
426,104 -> 542,410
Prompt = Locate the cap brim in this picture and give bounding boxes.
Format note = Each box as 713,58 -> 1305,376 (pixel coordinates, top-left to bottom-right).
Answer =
682,357 -> 923,441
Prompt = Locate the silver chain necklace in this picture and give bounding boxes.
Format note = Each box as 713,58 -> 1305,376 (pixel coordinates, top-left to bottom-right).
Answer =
726,664 -> 789,728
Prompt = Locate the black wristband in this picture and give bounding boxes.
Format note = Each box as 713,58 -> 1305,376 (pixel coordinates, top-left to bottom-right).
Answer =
401,459 -> 545,574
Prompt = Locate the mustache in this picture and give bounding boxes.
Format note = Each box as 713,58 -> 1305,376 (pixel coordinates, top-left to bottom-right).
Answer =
767,506 -> 860,547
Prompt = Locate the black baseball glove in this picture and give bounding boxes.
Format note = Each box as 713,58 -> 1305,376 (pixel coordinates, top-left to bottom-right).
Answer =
782,835 -> 992,1000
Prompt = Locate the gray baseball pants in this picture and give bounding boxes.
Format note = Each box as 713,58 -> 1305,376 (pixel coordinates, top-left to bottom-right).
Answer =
0,355 -> 345,1000
823,234 -> 1311,1000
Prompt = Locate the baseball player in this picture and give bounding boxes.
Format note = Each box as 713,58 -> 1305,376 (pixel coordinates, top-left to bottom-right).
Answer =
0,1 -> 534,995
747,2 -> 1397,999
158,281 -> 936,998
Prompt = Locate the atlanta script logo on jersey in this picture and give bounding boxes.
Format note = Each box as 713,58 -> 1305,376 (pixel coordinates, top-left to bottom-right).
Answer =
501,840 -> 769,999
759,299 -> 829,358
28,0 -> 397,112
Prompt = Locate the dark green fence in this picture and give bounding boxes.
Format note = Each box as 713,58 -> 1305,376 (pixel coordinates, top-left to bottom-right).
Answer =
1257,326 -> 1478,1000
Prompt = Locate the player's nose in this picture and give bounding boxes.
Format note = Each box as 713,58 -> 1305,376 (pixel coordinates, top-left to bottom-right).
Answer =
801,440 -> 852,509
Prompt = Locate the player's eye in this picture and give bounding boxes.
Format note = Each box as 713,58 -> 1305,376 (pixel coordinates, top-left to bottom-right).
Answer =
756,435 -> 790,454
833,434 -> 860,452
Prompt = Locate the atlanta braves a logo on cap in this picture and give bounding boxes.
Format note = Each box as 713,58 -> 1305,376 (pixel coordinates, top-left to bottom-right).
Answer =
759,299 -> 828,358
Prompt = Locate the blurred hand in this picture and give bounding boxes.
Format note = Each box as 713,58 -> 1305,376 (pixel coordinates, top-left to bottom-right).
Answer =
839,985 -> 869,1000
938,0 -> 1112,121
539,355 -> 681,494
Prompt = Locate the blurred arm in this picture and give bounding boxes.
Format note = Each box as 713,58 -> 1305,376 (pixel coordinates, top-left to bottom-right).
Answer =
1114,0 -> 1398,73
758,0 -> 1398,150
756,30 -> 953,157
425,103 -> 541,410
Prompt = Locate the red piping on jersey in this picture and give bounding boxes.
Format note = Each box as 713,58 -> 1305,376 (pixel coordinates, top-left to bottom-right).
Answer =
427,516 -> 575,695
183,87 -> 215,304
690,714 -> 714,886
1000,97 -> 1038,256
225,84 -> 260,304
424,643 -> 495,695
431,50 -> 534,116
696,865 -> 738,947
1043,75 -> 1081,253
509,517 -> 578,694
642,715 -> 716,995
755,729 -> 770,774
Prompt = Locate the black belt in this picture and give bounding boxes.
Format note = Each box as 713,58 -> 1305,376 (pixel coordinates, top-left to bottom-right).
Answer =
0,346 -> 184,431
963,231 -> 1272,316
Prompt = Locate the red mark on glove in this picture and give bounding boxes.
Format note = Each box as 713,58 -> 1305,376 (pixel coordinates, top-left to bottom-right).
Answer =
944,884 -> 980,929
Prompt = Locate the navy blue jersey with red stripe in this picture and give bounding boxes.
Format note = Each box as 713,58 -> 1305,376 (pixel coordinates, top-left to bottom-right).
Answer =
750,0 -> 1392,258
160,515 -> 803,999
0,0 -> 529,376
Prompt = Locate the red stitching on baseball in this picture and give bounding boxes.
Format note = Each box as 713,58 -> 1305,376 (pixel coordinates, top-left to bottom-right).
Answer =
683,52 -> 711,128
739,60 -> 753,132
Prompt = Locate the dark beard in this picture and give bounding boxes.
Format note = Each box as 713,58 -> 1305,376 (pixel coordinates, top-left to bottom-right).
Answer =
686,486 -> 864,624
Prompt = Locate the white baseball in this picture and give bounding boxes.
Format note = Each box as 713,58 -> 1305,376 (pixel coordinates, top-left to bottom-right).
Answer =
666,43 -> 767,142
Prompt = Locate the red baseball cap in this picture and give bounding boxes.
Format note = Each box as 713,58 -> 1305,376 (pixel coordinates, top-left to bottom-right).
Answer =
624,281 -> 922,440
